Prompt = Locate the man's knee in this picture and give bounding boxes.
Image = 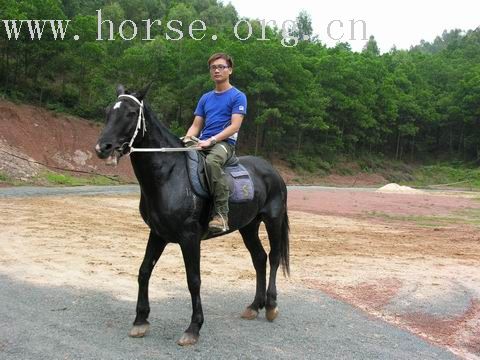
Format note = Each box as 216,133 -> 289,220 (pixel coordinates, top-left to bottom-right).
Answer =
205,153 -> 225,168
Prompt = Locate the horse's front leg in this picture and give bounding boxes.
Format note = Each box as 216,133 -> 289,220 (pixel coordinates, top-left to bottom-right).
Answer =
177,237 -> 203,346
129,231 -> 167,338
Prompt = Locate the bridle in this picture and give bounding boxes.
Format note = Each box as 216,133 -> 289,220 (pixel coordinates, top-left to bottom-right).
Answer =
116,94 -> 200,154
117,94 -> 146,155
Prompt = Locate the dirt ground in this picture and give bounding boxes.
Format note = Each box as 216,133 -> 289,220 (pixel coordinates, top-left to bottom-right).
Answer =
1,189 -> 479,359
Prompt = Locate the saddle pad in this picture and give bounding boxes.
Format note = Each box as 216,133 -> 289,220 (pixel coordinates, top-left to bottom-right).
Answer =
185,152 -> 254,203
186,151 -> 209,198
226,165 -> 254,202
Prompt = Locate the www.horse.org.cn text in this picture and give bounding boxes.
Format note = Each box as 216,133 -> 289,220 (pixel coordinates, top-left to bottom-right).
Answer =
1,9 -> 367,48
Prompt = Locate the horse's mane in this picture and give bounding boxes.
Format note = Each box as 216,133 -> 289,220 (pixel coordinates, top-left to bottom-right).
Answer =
143,102 -> 183,147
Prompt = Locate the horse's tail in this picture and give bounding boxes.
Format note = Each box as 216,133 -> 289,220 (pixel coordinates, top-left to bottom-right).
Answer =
280,195 -> 290,277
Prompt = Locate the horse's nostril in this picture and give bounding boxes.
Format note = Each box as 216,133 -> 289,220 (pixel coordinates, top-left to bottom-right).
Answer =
95,143 -> 113,156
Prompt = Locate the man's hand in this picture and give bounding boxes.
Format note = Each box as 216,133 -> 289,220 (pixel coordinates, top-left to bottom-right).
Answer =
181,136 -> 199,148
198,136 -> 217,149
198,139 -> 213,148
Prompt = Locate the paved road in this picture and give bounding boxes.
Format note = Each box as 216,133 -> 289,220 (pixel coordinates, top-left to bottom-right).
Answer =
0,185 -> 141,198
0,184 -> 470,198
0,275 -> 455,360
0,185 -> 335,198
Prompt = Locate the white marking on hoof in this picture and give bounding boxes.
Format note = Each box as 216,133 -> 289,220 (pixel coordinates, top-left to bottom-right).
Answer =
266,306 -> 279,322
241,307 -> 258,320
177,332 -> 198,346
129,324 -> 150,338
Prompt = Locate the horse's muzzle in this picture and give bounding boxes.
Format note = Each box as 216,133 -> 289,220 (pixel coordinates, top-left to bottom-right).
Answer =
95,142 -> 120,166
95,142 -> 113,159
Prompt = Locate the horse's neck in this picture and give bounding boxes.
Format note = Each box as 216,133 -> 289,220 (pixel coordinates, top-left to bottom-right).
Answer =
139,110 -> 181,149
130,110 -> 186,188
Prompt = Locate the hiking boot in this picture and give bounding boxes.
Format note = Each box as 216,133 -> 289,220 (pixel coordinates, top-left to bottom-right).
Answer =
209,213 -> 229,232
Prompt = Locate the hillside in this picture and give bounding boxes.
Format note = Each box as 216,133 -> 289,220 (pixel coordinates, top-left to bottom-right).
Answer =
0,99 -> 392,187
0,100 -> 135,184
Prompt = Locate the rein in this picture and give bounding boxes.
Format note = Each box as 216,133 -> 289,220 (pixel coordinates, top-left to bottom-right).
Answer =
117,94 -> 201,154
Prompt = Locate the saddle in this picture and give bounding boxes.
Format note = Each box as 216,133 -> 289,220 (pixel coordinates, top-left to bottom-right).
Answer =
186,150 -> 254,202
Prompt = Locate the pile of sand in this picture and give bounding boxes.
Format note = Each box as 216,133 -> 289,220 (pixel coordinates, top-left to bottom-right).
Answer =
376,183 -> 425,194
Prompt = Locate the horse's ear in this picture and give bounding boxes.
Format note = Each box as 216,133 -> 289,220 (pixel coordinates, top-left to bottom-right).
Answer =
137,82 -> 153,101
116,85 -> 125,96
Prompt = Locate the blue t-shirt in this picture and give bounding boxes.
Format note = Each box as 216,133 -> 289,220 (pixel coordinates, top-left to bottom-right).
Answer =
194,86 -> 247,145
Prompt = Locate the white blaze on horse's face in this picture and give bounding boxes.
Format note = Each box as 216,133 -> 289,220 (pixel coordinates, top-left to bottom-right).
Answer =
113,101 -> 122,110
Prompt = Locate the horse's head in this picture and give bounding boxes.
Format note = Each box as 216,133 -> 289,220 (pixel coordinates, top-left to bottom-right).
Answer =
95,84 -> 151,165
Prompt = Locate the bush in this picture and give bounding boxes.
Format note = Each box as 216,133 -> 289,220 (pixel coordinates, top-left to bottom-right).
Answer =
412,164 -> 480,188
0,171 -> 10,182
286,154 -> 331,173
358,155 -> 386,172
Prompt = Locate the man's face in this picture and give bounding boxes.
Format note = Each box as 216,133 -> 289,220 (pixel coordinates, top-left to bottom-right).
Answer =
209,58 -> 232,83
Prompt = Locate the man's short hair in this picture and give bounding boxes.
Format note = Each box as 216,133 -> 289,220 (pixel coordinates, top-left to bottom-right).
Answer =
208,53 -> 234,68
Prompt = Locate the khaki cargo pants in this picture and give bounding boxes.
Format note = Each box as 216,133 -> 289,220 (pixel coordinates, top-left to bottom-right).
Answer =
202,141 -> 235,216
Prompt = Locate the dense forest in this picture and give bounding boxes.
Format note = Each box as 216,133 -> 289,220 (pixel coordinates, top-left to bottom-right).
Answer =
1,0 -> 479,167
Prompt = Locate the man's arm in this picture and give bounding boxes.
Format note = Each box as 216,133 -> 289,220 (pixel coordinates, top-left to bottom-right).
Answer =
185,116 -> 204,138
198,114 -> 244,148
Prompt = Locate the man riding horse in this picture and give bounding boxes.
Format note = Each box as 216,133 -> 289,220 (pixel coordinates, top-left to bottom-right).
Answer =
95,54 -> 289,346
183,53 -> 247,233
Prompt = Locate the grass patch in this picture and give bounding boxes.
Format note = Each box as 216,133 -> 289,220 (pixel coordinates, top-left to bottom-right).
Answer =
286,154 -> 331,174
39,171 -> 122,186
409,165 -> 480,190
365,211 -> 454,227
0,171 -> 9,182
351,157 -> 480,190
365,208 -> 480,228
278,154 -> 480,190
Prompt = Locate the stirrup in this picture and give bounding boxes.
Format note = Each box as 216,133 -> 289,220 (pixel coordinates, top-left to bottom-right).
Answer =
209,213 -> 229,232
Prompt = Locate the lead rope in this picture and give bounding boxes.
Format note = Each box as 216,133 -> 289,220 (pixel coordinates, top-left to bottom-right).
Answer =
116,94 -> 202,154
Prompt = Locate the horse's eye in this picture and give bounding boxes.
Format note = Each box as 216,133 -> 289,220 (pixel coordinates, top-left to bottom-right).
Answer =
128,110 -> 137,117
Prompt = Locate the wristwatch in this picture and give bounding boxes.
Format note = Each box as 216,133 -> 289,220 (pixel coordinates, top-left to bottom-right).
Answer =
210,136 -> 217,145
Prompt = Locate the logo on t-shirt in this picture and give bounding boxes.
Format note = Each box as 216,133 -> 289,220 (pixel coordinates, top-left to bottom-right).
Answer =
239,106 -> 244,111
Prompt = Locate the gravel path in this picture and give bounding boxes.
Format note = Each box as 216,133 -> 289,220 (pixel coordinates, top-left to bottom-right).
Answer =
0,275 -> 455,360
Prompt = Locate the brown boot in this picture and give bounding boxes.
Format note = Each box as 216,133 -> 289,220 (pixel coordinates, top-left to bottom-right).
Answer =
209,213 -> 229,232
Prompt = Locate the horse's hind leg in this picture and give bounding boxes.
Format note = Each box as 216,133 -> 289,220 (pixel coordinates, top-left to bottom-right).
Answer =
239,219 -> 267,320
129,231 -> 167,338
264,217 -> 283,321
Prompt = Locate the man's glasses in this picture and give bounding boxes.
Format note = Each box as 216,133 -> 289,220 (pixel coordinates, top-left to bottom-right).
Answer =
209,64 -> 230,71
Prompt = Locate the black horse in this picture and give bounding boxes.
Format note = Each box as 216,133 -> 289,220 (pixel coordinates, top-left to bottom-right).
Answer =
95,85 -> 289,345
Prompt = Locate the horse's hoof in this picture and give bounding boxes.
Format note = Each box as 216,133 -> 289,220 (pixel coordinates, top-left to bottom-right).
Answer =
129,324 -> 150,338
266,306 -> 279,322
241,307 -> 258,320
177,332 -> 198,346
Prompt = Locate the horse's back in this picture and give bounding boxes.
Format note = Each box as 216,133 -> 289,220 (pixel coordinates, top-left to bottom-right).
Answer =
237,155 -> 285,185
237,155 -> 287,203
